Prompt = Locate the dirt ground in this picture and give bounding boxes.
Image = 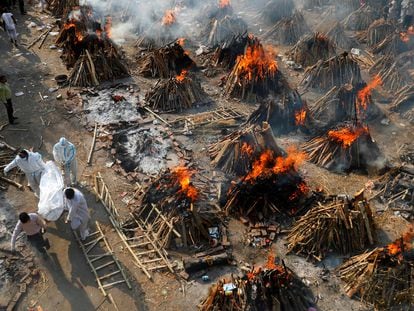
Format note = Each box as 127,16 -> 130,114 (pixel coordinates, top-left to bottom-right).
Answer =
0,1 -> 413,311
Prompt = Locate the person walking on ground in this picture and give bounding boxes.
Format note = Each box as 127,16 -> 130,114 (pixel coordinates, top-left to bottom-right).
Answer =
11,212 -> 50,256
0,75 -> 17,124
53,137 -> 77,186
64,187 -> 90,240
4,149 -> 46,197
1,9 -> 18,46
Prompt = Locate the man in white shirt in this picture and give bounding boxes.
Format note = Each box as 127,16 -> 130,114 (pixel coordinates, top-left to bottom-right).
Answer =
1,9 -> 17,46
64,187 -> 90,240
4,149 -> 46,197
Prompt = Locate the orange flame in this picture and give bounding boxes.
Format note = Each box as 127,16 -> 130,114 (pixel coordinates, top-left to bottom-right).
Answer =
327,125 -> 369,148
234,41 -> 278,82
289,182 -> 309,201
386,225 -> 414,258
400,32 -> 409,42
218,0 -> 230,8
173,166 -> 198,201
162,9 -> 176,26
357,75 -> 382,113
104,16 -> 112,39
175,70 -> 188,82
63,22 -> 83,42
266,252 -> 277,270
294,108 -> 307,126
244,146 -> 306,182
241,142 -> 254,156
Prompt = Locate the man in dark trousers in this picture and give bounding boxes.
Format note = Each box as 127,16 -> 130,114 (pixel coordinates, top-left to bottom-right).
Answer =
0,75 -> 17,124
11,212 -> 50,256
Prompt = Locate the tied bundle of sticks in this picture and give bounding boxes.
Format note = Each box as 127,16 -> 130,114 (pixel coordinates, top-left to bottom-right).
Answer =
258,0 -> 295,25
261,11 -> 310,45
124,166 -> 223,248
337,226 -> 414,310
369,55 -> 407,92
300,52 -> 363,91
287,191 -> 375,261
207,16 -> 248,47
49,0 -> 79,17
224,144 -> 310,222
246,89 -> 310,134
210,32 -> 250,69
343,5 -> 378,31
301,122 -> 383,173
360,19 -> 395,47
137,42 -> 196,78
371,32 -> 409,56
373,166 -> 414,219
208,122 -> 285,176
223,36 -> 282,102
316,21 -> 357,51
145,71 -> 209,112
288,32 -> 336,67
199,258 -> 315,311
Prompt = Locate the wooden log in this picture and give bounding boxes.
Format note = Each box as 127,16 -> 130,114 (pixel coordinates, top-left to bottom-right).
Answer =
183,252 -> 230,273
87,123 -> 98,165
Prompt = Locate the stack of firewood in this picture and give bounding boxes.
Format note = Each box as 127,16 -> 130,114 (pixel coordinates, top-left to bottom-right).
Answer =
301,52 -> 363,90
210,33 -> 249,69
137,42 -> 196,78
262,11 -> 310,45
288,33 -> 336,67
287,191 -> 375,261
390,85 -> 414,123
373,166 -> 414,219
343,5 -> 378,31
246,89 -> 310,134
49,0 -> 78,17
207,15 -> 248,47
371,32 -> 409,56
369,55 -> 407,92
199,260 -> 315,311
145,73 -> 209,112
259,0 -> 295,24
363,19 -> 395,47
302,122 -> 383,173
209,123 -> 285,176
338,229 -> 414,310
316,21 -> 357,51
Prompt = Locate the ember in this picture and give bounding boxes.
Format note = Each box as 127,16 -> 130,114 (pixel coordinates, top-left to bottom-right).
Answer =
218,0 -> 230,8
172,166 -> 198,202
356,75 -> 382,114
327,125 -> 369,147
294,108 -> 307,126
175,70 -> 188,82
386,225 -> 414,258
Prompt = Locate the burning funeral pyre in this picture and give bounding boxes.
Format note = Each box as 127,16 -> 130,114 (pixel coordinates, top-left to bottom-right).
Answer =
310,75 -> 382,126
369,55 -> 408,92
223,37 -> 282,102
123,166 -> 225,249
210,33 -> 250,70
258,0 -> 295,25
224,143 -> 310,222
338,226 -> 414,310
287,190 -> 375,261
208,123 -> 285,177
145,70 -> 210,112
199,255 -> 315,311
262,11 -> 310,45
301,52 -> 363,91
302,122 -> 383,173
316,21 -> 357,51
288,33 -> 336,68
137,41 -> 196,78
56,7 -> 129,87
206,15 -> 248,47
343,5 -> 378,31
246,89 -> 310,134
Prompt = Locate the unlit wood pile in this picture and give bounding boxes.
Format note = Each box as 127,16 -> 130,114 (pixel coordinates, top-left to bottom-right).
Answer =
302,122 -> 383,173
369,55 -> 407,92
338,230 -> 414,310
364,19 -> 395,47
224,37 -> 283,101
209,122 -> 285,176
210,33 -> 249,69
259,0 -> 295,24
287,191 -> 375,261
145,74 -> 209,112
246,89 -> 310,134
49,0 -> 78,17
199,262 -> 315,311
373,166 -> 414,219
262,11 -> 310,45
137,42 -> 196,78
372,32 -> 409,56
288,33 -> 336,67
343,5 -> 378,31
317,21 -> 357,50
301,53 -> 363,90
207,16 -> 248,47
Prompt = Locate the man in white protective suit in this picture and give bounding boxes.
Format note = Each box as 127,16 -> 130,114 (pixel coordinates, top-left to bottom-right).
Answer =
53,137 -> 77,186
4,149 -> 45,197
64,187 -> 90,240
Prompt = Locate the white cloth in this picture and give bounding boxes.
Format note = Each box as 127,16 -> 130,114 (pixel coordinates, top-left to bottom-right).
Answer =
1,13 -> 15,31
65,188 -> 89,226
53,140 -> 77,184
